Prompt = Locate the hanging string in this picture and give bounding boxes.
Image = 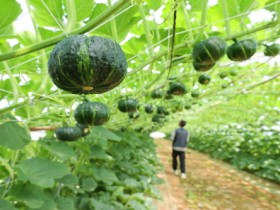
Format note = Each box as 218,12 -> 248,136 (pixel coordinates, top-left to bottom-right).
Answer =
167,0 -> 178,79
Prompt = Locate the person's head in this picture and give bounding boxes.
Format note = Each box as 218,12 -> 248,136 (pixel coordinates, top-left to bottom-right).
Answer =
179,120 -> 186,127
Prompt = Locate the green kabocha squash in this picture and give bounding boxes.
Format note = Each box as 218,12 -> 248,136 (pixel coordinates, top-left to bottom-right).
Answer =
184,102 -> 192,110
48,35 -> 127,94
151,89 -> 164,99
55,126 -> 82,141
191,90 -> 200,98
152,114 -> 164,123
264,43 -> 280,56
219,72 -> 227,79
168,82 -> 187,95
156,106 -> 166,115
198,74 -> 211,85
74,101 -> 110,126
192,37 -> 227,65
128,112 -> 140,119
76,123 -> 90,137
193,62 -> 215,72
144,104 -> 154,114
227,39 -> 257,61
118,98 -> 139,113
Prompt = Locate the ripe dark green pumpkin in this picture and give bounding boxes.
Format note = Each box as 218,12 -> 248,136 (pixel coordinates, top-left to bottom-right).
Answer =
198,74 -> 211,85
55,126 -> 82,141
118,98 -> 139,113
227,39 -> 257,61
192,37 -> 227,65
168,82 -> 187,95
264,44 -> 280,56
48,35 -> 127,94
74,101 -> 110,126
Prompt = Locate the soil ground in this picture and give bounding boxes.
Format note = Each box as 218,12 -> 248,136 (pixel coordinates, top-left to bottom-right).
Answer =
154,138 -> 280,210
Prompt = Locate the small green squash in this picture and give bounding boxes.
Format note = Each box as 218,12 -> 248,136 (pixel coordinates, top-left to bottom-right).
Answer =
152,114 -> 164,123
118,98 -> 139,113
48,35 -> 127,94
128,112 -> 140,119
227,39 -> 257,61
74,101 -> 110,126
144,104 -> 154,114
198,74 -> 211,85
184,102 -> 192,110
55,126 -> 82,141
168,82 -> 187,95
156,106 -> 166,115
191,90 -> 200,98
192,37 -> 227,65
264,43 -> 280,56
219,72 -> 227,79
151,89 -> 164,99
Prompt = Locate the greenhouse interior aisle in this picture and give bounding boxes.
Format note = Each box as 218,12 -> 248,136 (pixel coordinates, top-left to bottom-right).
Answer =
154,138 -> 280,210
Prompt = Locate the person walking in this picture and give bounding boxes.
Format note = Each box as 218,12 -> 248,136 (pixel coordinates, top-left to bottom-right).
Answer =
170,120 -> 189,179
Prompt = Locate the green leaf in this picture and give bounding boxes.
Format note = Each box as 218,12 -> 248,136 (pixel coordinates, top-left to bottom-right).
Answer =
81,177 -> 97,192
57,197 -> 76,210
17,157 -> 69,188
75,0 -> 94,21
93,166 -> 118,185
0,0 -> 22,29
0,199 -> 17,210
40,141 -> 77,161
90,198 -> 115,210
90,145 -> 110,159
90,126 -> 121,141
9,182 -> 46,208
56,174 -> 79,187
0,121 -> 30,150
29,0 -> 64,28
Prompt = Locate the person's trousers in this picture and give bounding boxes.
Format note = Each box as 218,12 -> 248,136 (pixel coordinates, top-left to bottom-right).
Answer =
172,150 -> 186,173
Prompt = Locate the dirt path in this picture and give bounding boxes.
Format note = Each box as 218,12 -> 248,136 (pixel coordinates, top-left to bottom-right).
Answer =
154,138 -> 280,210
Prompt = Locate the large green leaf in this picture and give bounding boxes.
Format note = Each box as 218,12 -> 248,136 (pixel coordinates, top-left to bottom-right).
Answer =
9,182 -> 48,209
56,174 -> 79,188
0,121 -> 30,150
0,199 -> 17,210
90,145 -> 110,159
29,0 -> 64,28
17,157 -> 69,188
93,166 -> 119,185
0,0 -> 22,29
81,177 -> 97,192
90,126 -> 121,141
57,197 -> 76,210
40,141 -> 77,161
75,0 -> 94,21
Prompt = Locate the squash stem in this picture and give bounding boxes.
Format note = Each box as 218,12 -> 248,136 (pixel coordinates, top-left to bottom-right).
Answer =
0,0 -> 131,62
139,4 -> 153,56
65,0 -> 77,34
108,0 -> 119,41
221,0 -> 231,37
195,0 -> 208,42
181,0 -> 193,40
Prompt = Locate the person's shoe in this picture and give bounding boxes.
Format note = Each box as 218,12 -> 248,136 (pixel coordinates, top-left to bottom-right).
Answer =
173,170 -> 179,176
181,173 -> 186,179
